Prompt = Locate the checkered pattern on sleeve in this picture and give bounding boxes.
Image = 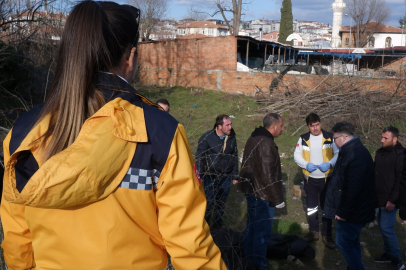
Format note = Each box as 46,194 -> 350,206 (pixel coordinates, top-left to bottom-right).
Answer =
119,167 -> 161,190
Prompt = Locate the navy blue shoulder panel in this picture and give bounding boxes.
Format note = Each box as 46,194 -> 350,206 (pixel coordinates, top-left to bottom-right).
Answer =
9,104 -> 43,192
9,103 -> 43,155
130,102 -> 178,173
96,72 -> 179,173
300,132 -> 310,141
322,130 -> 333,140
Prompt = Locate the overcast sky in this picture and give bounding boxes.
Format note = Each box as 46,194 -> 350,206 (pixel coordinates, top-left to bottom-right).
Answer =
119,0 -> 405,28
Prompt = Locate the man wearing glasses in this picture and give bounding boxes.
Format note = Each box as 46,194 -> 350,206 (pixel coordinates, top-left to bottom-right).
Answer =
293,113 -> 338,248
323,121 -> 375,270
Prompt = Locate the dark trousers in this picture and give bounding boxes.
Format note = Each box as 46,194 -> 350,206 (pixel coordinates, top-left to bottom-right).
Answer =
336,221 -> 366,270
243,194 -> 275,269
304,177 -> 332,236
376,207 -> 401,260
203,175 -> 231,228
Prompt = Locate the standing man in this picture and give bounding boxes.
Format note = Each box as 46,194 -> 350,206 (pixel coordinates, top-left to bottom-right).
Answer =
293,113 -> 338,248
373,126 -> 404,270
195,115 -> 239,228
238,113 -> 285,270
323,122 -> 375,270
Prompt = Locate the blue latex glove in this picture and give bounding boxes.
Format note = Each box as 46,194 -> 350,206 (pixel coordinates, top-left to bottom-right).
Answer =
318,162 -> 331,172
306,163 -> 317,172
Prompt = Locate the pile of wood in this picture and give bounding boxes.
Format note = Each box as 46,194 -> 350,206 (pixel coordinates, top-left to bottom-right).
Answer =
249,75 -> 406,147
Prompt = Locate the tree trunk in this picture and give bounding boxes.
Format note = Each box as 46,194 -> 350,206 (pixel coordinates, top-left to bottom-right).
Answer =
232,0 -> 242,36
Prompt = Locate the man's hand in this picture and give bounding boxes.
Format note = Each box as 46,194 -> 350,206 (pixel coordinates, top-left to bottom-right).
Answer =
232,180 -> 238,185
335,215 -> 346,221
306,163 -> 317,172
318,162 -> 331,172
385,201 -> 395,212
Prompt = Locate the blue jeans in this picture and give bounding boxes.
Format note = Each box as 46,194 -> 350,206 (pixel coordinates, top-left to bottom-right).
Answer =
376,207 -> 401,260
336,221 -> 366,270
243,194 -> 275,269
203,175 -> 231,228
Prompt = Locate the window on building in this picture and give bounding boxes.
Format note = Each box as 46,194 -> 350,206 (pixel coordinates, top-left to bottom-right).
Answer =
345,38 -> 349,45
368,37 -> 375,47
271,35 -> 273,38
385,37 -> 392,47
202,29 -> 205,35
208,29 -> 213,35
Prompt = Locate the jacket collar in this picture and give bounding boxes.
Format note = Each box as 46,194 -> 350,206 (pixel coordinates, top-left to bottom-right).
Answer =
339,136 -> 360,153
251,126 -> 274,139
96,72 -> 161,110
212,128 -> 236,138
377,142 -> 404,153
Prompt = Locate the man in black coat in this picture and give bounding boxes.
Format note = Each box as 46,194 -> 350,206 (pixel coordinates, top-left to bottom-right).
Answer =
400,151 -> 406,225
372,126 -> 404,270
323,122 -> 375,270
195,115 -> 239,228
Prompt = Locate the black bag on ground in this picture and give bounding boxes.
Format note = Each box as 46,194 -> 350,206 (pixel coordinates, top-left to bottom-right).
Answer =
210,228 -> 261,270
211,228 -> 315,269
266,234 -> 315,259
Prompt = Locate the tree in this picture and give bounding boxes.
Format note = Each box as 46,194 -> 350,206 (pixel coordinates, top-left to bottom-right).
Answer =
192,0 -> 250,36
278,0 -> 293,45
128,0 -> 168,41
183,6 -> 206,22
345,0 -> 390,47
0,0 -> 70,128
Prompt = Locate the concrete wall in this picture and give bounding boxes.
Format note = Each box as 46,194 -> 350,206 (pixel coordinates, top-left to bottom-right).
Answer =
137,36 -> 403,95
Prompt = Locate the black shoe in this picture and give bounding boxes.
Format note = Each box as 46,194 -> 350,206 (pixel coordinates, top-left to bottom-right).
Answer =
322,236 -> 336,249
373,253 -> 393,263
303,231 -> 319,242
389,259 -> 405,270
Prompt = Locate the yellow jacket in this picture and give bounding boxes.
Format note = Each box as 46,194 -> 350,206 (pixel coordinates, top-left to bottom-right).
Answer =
1,73 -> 226,270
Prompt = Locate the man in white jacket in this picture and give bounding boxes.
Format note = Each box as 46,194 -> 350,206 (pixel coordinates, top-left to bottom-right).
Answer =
294,113 -> 339,248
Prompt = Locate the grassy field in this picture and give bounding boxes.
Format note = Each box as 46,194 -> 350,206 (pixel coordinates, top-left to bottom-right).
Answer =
1,84 -> 406,269
136,84 -> 406,270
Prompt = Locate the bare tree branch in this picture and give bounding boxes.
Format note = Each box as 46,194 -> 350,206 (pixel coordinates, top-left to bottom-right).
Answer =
128,0 -> 168,41
346,0 -> 390,47
190,0 -> 251,36
183,6 -> 206,22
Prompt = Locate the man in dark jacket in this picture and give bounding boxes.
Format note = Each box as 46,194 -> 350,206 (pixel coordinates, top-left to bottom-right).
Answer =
373,126 -> 405,270
323,121 -> 375,270
400,151 -> 406,225
195,115 -> 239,228
238,113 -> 285,270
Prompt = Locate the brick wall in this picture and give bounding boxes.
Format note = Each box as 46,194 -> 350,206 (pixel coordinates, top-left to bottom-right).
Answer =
137,36 -> 403,95
138,36 -> 237,71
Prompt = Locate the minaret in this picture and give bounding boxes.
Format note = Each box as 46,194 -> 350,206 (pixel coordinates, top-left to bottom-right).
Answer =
331,0 -> 346,48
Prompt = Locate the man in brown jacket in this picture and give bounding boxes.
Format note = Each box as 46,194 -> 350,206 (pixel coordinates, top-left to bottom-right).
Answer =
238,113 -> 285,270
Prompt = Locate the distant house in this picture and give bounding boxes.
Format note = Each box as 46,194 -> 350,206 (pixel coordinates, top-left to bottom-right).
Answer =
262,31 -> 279,41
249,19 -> 272,33
176,21 -> 229,37
149,21 -> 177,40
339,22 -> 404,48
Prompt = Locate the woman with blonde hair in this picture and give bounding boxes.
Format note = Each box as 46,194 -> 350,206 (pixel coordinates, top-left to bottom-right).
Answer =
1,1 -> 225,269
